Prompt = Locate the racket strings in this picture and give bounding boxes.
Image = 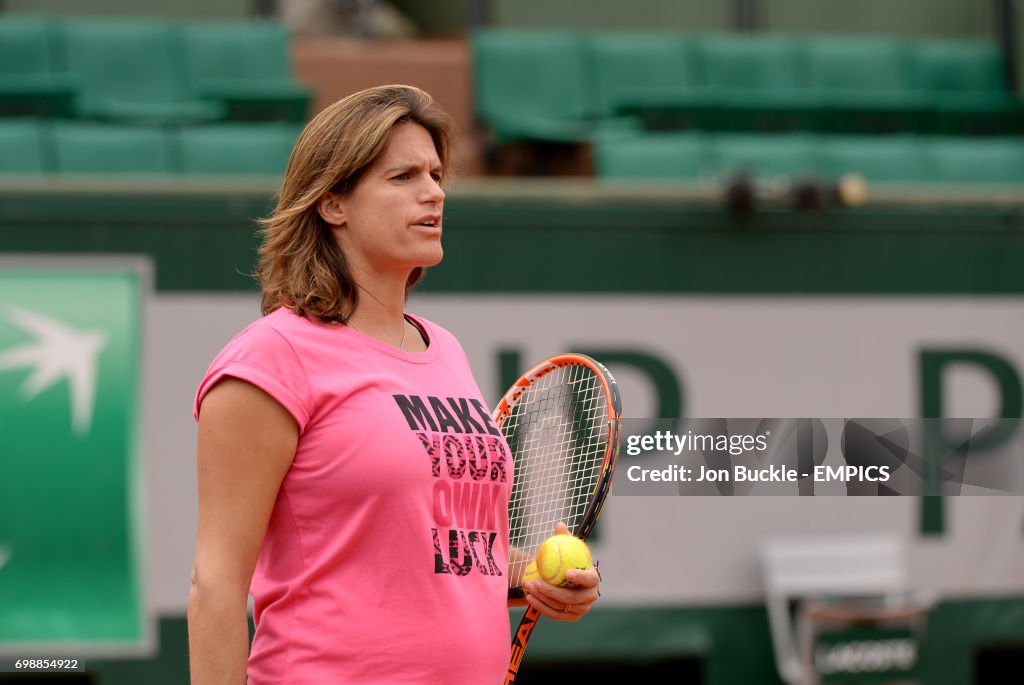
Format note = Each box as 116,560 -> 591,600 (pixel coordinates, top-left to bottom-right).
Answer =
503,363 -> 609,580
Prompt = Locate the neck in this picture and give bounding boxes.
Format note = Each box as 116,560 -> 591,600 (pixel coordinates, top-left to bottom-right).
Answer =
354,280 -> 405,320
345,266 -> 411,344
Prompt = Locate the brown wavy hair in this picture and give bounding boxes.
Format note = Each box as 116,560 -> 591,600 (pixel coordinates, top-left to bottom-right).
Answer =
256,84 -> 454,323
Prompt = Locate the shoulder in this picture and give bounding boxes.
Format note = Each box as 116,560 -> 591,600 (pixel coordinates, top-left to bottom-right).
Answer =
249,305 -> 320,337
227,306 -> 333,351
213,308 -> 303,363
195,308 -> 317,424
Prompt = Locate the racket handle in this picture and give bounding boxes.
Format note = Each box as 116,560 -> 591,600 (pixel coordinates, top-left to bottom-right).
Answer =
506,604 -> 543,684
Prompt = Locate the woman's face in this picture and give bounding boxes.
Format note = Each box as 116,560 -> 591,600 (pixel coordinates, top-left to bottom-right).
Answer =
325,122 -> 445,280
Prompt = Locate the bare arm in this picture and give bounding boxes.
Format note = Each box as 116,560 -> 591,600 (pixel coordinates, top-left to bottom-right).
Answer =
507,547 -> 532,607
188,378 -> 298,685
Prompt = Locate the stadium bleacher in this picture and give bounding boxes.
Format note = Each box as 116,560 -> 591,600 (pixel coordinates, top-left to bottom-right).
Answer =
0,16 -> 74,117
0,15 -> 308,176
176,122 -> 301,174
181,21 -> 312,122
50,120 -> 176,174
595,132 -> 1024,184
0,118 -> 49,173
0,118 -> 301,175
474,28 -> 1024,180
2,16 -> 1020,184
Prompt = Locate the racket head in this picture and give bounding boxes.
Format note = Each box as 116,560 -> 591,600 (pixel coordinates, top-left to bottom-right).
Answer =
494,353 -> 622,597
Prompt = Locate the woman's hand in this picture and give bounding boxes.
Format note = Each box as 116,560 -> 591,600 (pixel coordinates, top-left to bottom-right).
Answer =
522,522 -> 601,622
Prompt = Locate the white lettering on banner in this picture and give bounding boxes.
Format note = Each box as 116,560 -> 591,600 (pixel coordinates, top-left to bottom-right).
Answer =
816,639 -> 918,674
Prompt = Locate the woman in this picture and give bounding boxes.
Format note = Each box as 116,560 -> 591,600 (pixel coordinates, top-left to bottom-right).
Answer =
188,85 -> 600,684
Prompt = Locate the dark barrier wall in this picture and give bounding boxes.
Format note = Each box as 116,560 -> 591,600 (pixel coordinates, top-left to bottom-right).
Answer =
2,185 -> 1023,294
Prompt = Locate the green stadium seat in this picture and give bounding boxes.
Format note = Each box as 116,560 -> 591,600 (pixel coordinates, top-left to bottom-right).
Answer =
0,119 -> 51,174
587,33 -> 711,130
472,29 -> 638,143
923,137 -> 1024,184
0,17 -> 75,117
698,35 -> 820,132
805,37 -> 928,133
176,123 -> 301,175
807,37 -> 913,93
708,133 -> 820,180
52,122 -> 174,174
819,136 -> 928,183
913,41 -> 1023,134
594,132 -> 710,179
61,18 -> 223,124
915,41 -> 1005,93
182,22 -> 312,123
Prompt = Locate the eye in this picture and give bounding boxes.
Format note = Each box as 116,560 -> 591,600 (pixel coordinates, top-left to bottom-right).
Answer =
392,172 -> 411,181
430,172 -> 443,182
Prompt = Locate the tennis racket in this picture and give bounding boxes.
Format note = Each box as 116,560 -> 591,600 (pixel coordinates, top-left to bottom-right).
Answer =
496,353 -> 622,684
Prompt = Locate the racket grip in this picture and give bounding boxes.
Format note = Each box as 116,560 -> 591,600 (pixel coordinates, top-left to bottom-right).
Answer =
506,604 -> 543,683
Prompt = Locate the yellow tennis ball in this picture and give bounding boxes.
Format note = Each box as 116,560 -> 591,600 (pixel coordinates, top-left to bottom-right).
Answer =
522,560 -> 540,586
535,534 -> 591,587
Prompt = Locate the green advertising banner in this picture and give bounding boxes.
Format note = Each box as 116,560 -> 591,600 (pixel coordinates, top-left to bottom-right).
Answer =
0,258 -> 148,656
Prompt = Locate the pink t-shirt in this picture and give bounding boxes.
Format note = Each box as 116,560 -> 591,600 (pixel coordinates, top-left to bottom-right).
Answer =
194,308 -> 512,684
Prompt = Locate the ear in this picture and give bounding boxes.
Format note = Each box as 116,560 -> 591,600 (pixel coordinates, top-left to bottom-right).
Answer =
318,192 -> 346,227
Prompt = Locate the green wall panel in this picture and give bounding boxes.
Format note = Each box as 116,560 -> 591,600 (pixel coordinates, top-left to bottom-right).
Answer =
1,190 -> 1023,294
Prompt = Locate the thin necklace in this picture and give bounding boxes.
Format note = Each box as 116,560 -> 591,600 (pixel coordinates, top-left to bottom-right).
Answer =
356,282 -> 387,308
347,317 -> 408,351
350,283 -> 408,350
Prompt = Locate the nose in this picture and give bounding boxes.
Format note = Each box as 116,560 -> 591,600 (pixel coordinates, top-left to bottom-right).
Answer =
422,175 -> 445,204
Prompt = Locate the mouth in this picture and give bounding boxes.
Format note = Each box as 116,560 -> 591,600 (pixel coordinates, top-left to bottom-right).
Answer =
411,216 -> 442,231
